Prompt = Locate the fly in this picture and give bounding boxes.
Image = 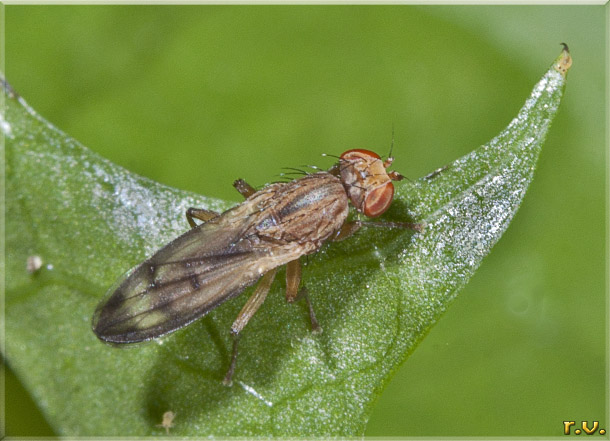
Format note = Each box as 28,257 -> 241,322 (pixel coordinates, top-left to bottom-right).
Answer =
92,149 -> 424,385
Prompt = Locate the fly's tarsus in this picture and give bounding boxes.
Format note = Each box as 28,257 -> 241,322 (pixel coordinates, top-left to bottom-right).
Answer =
224,268 -> 278,386
423,164 -> 451,180
186,207 -> 220,228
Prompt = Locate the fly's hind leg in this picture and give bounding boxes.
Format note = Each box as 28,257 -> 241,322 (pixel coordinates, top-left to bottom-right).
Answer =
286,259 -> 321,334
186,208 -> 219,229
187,178 -> 257,229
233,179 -> 257,199
333,219 -> 426,242
223,267 -> 278,386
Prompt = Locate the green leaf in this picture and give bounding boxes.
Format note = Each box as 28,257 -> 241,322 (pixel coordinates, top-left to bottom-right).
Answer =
2,48 -> 570,436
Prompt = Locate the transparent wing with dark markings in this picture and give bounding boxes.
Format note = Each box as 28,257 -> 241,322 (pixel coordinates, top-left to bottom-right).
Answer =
92,207 -> 305,344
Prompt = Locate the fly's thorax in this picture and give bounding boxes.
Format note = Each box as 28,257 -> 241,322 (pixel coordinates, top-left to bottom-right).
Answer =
339,149 -> 402,218
251,172 -> 349,245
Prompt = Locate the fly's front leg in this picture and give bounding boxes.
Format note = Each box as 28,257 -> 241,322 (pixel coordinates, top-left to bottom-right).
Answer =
332,221 -> 362,242
186,208 -> 220,229
286,259 -> 322,334
223,267 -> 278,386
233,179 -> 257,199
423,164 -> 451,180
360,220 -> 425,232
333,219 -> 425,242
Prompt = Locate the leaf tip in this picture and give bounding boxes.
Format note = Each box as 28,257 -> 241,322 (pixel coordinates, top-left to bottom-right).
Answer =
553,43 -> 572,78
1,76 -> 20,100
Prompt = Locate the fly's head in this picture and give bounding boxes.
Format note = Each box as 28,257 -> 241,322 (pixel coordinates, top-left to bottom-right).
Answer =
338,149 -> 403,217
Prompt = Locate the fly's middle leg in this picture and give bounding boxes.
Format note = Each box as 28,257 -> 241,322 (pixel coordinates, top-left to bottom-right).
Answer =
333,219 -> 426,241
186,208 -> 220,228
286,259 -> 322,334
233,179 -> 257,199
285,259 -> 301,303
223,267 -> 278,386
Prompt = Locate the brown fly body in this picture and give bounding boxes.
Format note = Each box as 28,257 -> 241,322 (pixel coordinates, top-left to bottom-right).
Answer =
93,149 -> 423,384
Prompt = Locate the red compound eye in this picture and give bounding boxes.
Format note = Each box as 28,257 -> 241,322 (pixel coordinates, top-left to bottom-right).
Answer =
363,181 -> 394,217
340,149 -> 381,161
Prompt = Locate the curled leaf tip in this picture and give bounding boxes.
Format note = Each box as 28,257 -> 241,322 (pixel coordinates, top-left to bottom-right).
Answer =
554,43 -> 572,77
1,77 -> 20,99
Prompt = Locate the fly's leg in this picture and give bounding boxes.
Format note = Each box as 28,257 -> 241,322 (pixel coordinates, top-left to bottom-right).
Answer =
423,164 -> 451,180
333,220 -> 425,242
332,222 -> 362,242
360,220 -> 425,232
187,178 -> 256,228
286,259 -> 321,334
186,208 -> 220,229
295,287 -> 322,334
223,267 -> 278,386
233,179 -> 257,199
285,259 -> 301,303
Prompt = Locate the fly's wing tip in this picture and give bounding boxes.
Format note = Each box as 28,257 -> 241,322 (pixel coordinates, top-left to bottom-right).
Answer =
91,297 -> 139,344
91,317 -> 149,345
91,264 -> 146,344
92,294 -> 167,345
91,308 -> 123,344
91,300 -> 108,338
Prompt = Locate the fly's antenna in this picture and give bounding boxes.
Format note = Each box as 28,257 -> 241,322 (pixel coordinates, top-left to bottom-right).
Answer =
385,126 -> 411,182
388,123 -> 395,159
400,174 -> 413,183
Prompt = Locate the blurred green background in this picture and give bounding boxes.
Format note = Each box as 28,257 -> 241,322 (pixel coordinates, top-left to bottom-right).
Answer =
3,5 -> 606,437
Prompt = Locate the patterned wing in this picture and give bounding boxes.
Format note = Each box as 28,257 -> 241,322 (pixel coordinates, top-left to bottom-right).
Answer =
92,205 -> 307,344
